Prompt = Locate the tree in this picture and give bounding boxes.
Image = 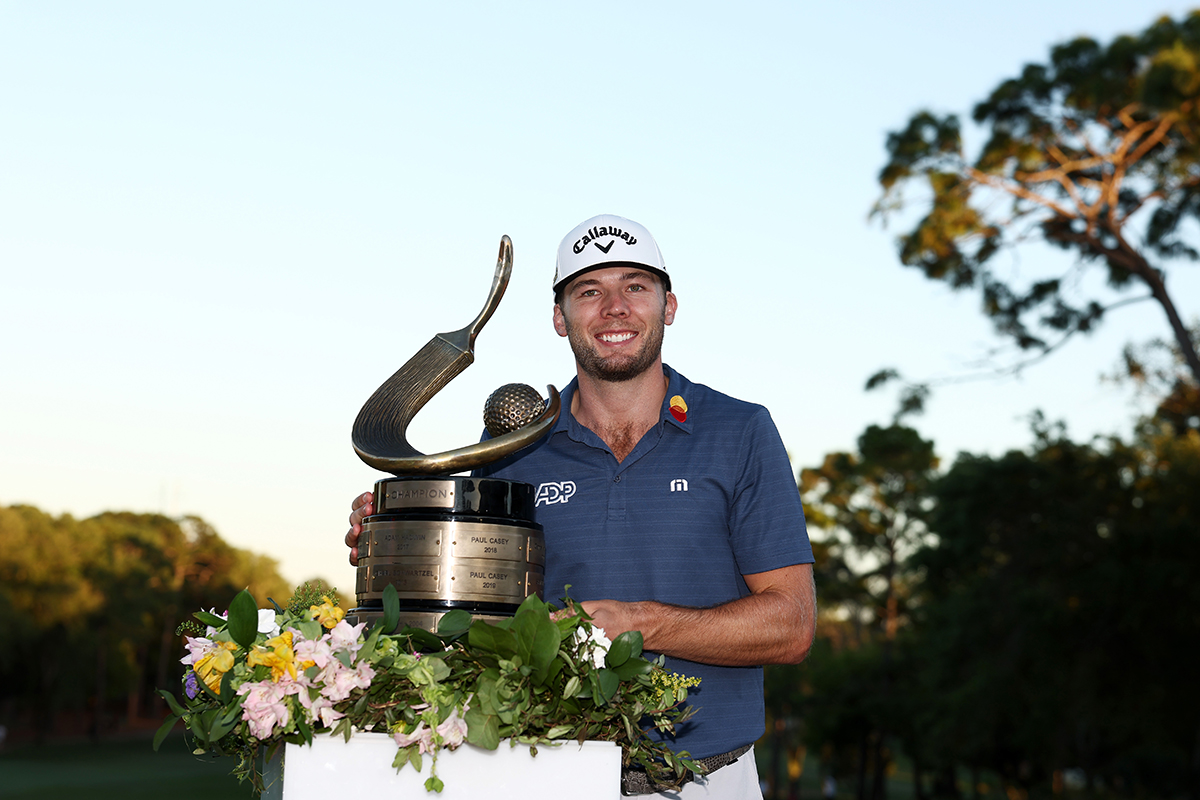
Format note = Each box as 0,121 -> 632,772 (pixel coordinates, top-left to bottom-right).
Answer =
875,11 -> 1200,393
0,505 -> 293,740
903,419 -> 1200,798
800,424 -> 938,643
799,424 -> 939,800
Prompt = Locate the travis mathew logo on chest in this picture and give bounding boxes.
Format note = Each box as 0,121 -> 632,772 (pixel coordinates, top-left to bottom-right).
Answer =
573,226 -> 638,254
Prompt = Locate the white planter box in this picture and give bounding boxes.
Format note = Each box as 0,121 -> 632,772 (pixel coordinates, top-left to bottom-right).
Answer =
260,733 -> 620,800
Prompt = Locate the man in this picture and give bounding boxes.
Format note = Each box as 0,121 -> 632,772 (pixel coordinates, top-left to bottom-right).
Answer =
346,214 -> 815,799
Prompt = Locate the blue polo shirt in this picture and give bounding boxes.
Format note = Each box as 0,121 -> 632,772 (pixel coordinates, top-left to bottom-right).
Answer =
477,365 -> 812,758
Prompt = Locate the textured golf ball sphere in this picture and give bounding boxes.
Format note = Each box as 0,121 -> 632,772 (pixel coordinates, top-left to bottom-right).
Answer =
483,383 -> 545,437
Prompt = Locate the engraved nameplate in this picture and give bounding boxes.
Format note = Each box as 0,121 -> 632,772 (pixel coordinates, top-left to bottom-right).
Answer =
365,520 -> 543,564
369,564 -> 440,594
448,564 -> 527,599
366,523 -> 444,559
380,480 -> 456,510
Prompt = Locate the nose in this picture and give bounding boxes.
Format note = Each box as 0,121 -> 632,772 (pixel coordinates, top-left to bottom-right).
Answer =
601,291 -> 630,318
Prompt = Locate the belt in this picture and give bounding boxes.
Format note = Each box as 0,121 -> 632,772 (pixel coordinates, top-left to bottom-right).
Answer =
621,744 -> 753,795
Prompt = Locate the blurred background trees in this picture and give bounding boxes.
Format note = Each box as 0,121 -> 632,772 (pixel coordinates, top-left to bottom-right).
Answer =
0,508 -> 319,742
761,10 -> 1200,800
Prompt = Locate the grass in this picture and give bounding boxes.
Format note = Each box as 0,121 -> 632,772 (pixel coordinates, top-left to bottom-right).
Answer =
0,731 -> 256,800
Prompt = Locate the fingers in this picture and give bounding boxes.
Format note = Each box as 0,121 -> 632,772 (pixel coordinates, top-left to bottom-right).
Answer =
349,491 -> 375,532
346,490 -> 375,567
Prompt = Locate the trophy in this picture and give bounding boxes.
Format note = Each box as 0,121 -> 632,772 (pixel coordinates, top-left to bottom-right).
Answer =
348,236 -> 561,631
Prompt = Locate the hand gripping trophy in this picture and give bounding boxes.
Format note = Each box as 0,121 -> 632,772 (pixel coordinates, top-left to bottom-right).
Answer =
349,236 -> 561,631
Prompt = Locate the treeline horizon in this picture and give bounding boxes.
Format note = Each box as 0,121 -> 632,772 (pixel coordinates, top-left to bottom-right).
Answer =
0,506 -> 338,743
760,405 -> 1199,800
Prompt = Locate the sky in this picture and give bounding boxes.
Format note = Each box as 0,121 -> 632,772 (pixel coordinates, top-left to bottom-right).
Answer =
3,2 -> 1198,592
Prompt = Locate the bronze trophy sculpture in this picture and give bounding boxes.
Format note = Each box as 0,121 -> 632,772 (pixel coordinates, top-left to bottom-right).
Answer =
349,236 -> 561,631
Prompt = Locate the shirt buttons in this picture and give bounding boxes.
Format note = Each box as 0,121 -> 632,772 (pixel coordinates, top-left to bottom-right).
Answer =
613,475 -> 621,483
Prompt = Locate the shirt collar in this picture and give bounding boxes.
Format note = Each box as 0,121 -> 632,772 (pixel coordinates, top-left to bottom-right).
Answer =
551,364 -> 694,437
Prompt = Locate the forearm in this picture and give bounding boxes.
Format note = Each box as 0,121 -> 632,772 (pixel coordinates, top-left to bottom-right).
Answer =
584,564 -> 816,667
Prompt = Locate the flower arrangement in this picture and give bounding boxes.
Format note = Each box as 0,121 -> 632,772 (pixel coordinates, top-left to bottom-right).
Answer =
156,585 -> 700,794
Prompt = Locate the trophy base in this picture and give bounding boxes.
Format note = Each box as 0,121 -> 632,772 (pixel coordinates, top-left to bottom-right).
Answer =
355,476 -> 544,617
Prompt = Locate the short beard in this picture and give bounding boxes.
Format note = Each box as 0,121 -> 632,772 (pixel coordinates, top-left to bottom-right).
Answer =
563,307 -> 666,383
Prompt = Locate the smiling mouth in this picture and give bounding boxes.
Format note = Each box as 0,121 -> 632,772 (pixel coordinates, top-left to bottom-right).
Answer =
597,332 -> 636,344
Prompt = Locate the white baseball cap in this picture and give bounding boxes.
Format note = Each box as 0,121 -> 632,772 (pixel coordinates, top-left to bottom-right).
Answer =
553,214 -> 669,295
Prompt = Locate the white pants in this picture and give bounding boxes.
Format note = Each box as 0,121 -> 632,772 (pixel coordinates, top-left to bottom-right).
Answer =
641,746 -> 762,800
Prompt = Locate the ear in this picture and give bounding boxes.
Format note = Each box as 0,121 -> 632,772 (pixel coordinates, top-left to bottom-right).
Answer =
553,303 -> 568,337
663,292 -> 678,326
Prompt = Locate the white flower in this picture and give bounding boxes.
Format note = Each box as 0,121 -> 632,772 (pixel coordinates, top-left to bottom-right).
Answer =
258,609 -> 280,637
575,624 -> 612,669
202,608 -> 279,638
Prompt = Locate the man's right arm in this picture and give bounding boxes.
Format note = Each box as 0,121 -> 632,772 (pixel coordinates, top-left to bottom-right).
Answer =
344,491 -> 374,566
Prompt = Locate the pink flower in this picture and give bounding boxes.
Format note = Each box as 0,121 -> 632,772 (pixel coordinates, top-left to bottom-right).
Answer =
319,659 -> 375,702
327,620 -> 366,657
293,635 -> 334,670
237,680 -> 291,739
298,691 -> 345,728
393,722 -> 433,754
436,708 -> 468,749
180,636 -> 215,666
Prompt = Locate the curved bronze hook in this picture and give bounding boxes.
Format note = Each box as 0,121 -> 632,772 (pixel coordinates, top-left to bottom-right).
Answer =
351,236 -> 560,475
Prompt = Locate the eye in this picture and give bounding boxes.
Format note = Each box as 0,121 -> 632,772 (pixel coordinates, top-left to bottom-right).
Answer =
627,284 -> 645,293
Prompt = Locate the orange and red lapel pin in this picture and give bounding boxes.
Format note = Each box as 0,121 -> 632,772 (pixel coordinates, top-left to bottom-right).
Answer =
669,395 -> 687,423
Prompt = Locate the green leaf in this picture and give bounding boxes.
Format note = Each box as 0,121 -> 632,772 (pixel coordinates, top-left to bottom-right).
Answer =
437,609 -> 473,638
465,705 -> 500,750
425,775 -> 445,793
194,707 -> 218,741
227,589 -> 259,649
334,716 -> 353,742
512,608 -> 560,685
194,610 -> 227,628
469,620 -> 518,659
295,619 -> 323,641
605,630 -> 642,667
563,675 -> 581,699
402,627 -> 444,652
381,583 -> 400,634
152,715 -> 179,751
208,704 -> 242,741
595,668 -> 619,704
296,714 -> 313,743
474,670 -> 501,715
393,744 -> 419,772
157,689 -> 188,718
360,622 -> 383,659
612,656 -> 654,680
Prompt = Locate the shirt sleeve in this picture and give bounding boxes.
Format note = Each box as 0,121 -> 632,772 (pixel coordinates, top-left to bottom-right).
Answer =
727,406 -> 814,575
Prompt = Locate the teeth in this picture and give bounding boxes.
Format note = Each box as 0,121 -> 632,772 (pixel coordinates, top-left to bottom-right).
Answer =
599,332 -> 634,343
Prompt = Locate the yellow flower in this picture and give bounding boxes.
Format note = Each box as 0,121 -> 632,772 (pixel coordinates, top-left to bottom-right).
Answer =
194,641 -> 239,695
248,631 -> 298,682
310,596 -> 345,630
649,670 -> 701,704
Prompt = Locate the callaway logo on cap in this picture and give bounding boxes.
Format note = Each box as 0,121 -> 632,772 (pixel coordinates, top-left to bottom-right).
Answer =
553,214 -> 670,294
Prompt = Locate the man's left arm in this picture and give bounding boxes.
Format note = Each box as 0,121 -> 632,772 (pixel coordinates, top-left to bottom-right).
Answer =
581,562 -> 815,667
